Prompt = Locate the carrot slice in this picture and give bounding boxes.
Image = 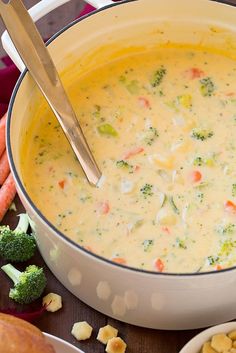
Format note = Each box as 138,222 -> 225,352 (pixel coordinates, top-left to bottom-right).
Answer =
185,68 -> 205,79
0,114 -> 6,158
138,96 -> 150,108
58,179 -> 66,189
0,150 -> 10,185
216,265 -> 222,271
123,147 -> 144,160
112,257 -> 126,265
83,245 -> 93,253
161,226 -> 171,234
154,258 -> 164,272
0,173 -> 16,222
98,201 -> 110,215
190,170 -> 202,183
224,200 -> 236,213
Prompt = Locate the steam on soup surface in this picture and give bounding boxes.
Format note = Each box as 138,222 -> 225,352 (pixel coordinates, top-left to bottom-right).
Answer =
21,46 -> 236,273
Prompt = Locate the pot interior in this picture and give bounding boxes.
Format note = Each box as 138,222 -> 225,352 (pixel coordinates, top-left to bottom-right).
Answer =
8,0 -> 236,267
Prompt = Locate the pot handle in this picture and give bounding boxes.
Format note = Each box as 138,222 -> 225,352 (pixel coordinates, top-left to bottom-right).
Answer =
1,0 -> 75,72
1,0 -> 121,72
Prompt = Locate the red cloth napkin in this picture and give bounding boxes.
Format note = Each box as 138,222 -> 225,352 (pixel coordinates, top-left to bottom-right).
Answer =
0,4 -> 95,117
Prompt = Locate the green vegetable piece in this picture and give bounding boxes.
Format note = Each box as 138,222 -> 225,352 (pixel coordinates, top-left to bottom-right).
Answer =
142,239 -> 154,252
116,160 -> 129,168
194,181 -> 209,190
150,66 -> 166,87
218,239 -> 236,256
196,192 -> 204,203
199,77 -> 215,97
207,255 -> 219,265
169,196 -> 180,215
92,104 -> 101,119
116,160 -> 134,173
0,214 -> 36,262
140,183 -> 154,198
144,127 -> 159,146
191,128 -> 214,141
177,94 -> 192,109
217,223 -> 235,235
97,124 -> 118,137
193,156 -> 204,166
1,264 -> 46,304
175,237 -> 187,249
126,80 -> 140,94
232,184 -> 236,197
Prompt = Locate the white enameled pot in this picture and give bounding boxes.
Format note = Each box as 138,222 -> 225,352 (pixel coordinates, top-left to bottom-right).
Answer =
4,0 -> 236,330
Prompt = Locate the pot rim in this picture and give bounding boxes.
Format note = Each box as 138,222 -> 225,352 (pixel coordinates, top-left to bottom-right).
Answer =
6,0 -> 236,278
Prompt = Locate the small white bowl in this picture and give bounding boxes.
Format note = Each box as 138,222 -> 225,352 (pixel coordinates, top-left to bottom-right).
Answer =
44,332 -> 84,353
179,321 -> 236,353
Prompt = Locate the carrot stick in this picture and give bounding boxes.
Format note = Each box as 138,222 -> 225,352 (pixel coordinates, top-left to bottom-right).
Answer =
0,173 -> 16,222
0,150 -> 10,185
0,114 -> 7,158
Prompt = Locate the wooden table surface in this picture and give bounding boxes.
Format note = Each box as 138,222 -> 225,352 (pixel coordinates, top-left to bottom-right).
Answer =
1,1 -> 236,352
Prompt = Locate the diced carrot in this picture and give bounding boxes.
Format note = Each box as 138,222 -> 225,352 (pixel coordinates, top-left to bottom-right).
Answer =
123,147 -> 144,160
216,264 -> 222,271
161,226 -> 171,234
0,150 -> 10,185
0,114 -> 6,158
98,201 -> 110,215
225,92 -> 235,97
0,173 -> 16,222
83,245 -> 93,253
190,170 -> 202,183
185,67 -> 205,79
58,179 -> 66,189
154,258 -> 164,272
138,96 -> 150,108
134,165 -> 140,172
224,200 -> 236,213
112,257 -> 126,265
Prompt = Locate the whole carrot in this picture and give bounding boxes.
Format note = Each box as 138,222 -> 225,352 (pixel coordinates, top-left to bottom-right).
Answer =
0,114 -> 7,158
0,173 -> 16,222
0,150 -> 10,185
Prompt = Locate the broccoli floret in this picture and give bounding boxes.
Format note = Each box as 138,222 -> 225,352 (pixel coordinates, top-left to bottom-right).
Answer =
1,264 -> 46,304
207,255 -> 219,266
193,156 -> 204,166
142,239 -> 154,252
150,66 -> 166,87
143,127 -> 159,146
217,223 -> 235,235
191,128 -> 214,141
199,77 -> 215,97
140,183 -> 154,198
116,160 -> 134,173
0,214 -> 36,262
175,237 -> 187,249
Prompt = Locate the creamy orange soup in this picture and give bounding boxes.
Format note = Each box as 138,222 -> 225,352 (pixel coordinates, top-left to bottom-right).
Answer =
21,46 -> 236,273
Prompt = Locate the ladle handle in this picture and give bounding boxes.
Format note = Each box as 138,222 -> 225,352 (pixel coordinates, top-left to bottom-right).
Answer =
0,0 -> 101,186
1,0 -> 122,71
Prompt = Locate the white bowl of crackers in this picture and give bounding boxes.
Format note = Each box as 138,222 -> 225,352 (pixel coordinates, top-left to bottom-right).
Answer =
179,321 -> 236,353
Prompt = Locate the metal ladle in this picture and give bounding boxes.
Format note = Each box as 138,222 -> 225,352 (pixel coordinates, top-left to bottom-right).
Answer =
0,0 -> 102,186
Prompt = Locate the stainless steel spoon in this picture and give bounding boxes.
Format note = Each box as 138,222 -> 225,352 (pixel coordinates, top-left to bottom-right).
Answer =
0,0 -> 102,186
